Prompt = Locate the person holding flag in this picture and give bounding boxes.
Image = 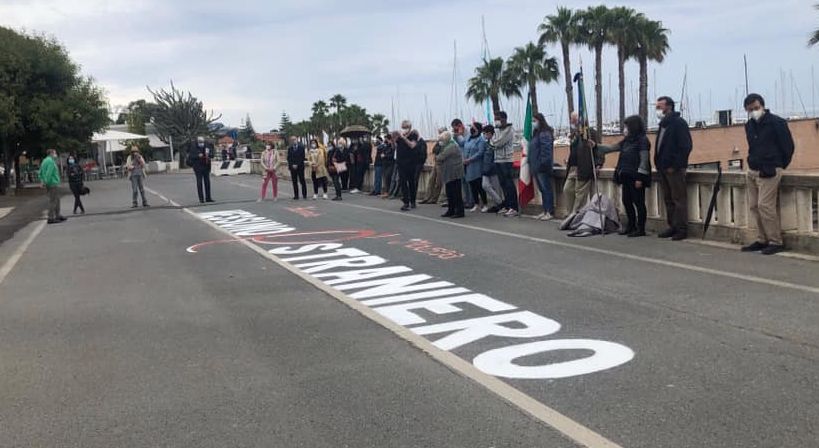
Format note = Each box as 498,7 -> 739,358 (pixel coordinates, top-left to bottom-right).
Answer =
527,112 -> 556,220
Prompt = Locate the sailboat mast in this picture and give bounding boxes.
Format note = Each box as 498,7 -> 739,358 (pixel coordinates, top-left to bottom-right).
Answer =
743,54 -> 749,96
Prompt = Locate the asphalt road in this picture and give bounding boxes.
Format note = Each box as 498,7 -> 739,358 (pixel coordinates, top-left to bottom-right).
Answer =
1,172 -> 817,448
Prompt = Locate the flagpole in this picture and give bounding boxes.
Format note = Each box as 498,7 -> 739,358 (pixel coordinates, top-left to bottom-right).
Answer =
576,64 -> 606,236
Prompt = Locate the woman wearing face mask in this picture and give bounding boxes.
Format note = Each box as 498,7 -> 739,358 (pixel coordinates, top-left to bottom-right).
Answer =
527,113 -> 556,220
308,139 -> 329,200
337,138 -> 351,191
327,141 -> 345,201
596,115 -> 652,237
435,131 -> 465,218
67,153 -> 85,214
258,144 -> 280,202
463,122 -> 488,212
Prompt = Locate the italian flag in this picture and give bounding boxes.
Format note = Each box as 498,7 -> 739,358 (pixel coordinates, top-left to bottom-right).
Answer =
517,95 -> 535,208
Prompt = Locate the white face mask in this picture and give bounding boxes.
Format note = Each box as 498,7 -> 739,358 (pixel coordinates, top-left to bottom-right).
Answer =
623,129 -> 629,137
493,121 -> 501,127
198,142 -> 204,148
532,121 -> 539,129
68,158 -> 75,164
655,109 -> 666,120
750,109 -> 765,121
310,144 -> 317,149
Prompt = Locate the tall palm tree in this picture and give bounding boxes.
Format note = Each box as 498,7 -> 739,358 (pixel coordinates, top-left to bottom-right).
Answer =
311,100 -> 330,134
328,94 -> 347,135
608,7 -> 643,132
538,6 -> 579,120
370,114 -> 389,137
576,5 -> 614,142
809,4 -> 819,46
466,57 -> 521,117
634,18 -> 670,123
506,42 -> 560,116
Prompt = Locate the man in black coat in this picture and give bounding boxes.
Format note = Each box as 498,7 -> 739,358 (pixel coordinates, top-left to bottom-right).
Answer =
740,93 -> 795,255
287,136 -> 308,200
187,136 -> 214,203
653,96 -> 693,240
394,120 -> 421,211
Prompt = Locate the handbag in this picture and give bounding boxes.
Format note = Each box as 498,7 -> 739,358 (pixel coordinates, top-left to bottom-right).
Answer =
333,161 -> 348,174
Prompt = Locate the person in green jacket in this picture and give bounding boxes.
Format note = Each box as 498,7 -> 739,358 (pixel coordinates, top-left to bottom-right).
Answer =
39,148 -> 66,224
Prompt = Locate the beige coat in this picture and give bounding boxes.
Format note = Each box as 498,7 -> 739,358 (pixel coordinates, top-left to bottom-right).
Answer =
309,146 -> 329,179
260,149 -> 280,171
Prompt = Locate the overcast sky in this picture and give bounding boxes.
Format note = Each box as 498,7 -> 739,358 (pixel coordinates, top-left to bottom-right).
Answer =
1,0 -> 817,134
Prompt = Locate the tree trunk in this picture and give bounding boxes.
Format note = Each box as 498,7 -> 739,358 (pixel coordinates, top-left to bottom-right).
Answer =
530,79 -> 539,116
491,94 -> 501,118
639,54 -> 649,124
618,46 -> 626,132
562,42 -> 574,121
595,44 -> 604,143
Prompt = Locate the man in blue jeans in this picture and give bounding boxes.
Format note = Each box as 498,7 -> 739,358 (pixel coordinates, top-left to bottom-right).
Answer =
490,111 -> 519,217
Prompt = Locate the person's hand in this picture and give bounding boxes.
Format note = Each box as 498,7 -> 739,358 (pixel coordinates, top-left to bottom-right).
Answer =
635,180 -> 643,189
464,159 -> 470,166
199,153 -> 204,158
665,168 -> 675,174
291,164 -> 298,170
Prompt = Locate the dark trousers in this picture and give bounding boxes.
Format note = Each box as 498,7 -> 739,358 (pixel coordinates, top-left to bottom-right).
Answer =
354,163 -> 368,190
290,167 -> 307,199
341,166 -> 351,190
496,162 -> 519,211
468,178 -> 487,206
331,174 -> 342,198
659,168 -> 688,233
194,169 -> 212,202
311,172 -> 328,194
381,162 -> 394,195
621,178 -> 647,231
444,180 -> 465,216
399,165 -> 418,206
70,183 -> 84,213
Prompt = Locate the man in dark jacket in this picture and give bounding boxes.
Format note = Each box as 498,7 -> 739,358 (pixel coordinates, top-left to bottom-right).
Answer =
564,112 -> 602,215
740,93 -> 795,255
188,136 -> 214,203
394,120 -> 420,211
654,96 -> 693,240
378,135 -> 395,197
287,136 -> 308,200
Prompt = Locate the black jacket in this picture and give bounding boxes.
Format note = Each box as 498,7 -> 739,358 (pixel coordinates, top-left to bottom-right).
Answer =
396,135 -> 418,168
188,143 -> 212,172
745,110 -> 794,172
615,134 -> 652,187
654,112 -> 692,170
415,137 -> 427,167
287,143 -> 306,169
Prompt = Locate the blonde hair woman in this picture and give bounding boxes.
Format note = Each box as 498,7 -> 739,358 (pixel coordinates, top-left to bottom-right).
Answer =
308,138 -> 329,199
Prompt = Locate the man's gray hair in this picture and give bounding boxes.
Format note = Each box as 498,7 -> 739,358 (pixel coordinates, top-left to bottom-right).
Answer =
401,120 -> 412,129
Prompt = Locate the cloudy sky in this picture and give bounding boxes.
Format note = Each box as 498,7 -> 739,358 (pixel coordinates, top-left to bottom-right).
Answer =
1,0 -> 817,134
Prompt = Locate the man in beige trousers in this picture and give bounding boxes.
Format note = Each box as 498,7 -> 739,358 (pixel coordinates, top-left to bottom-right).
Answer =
740,93 -> 794,256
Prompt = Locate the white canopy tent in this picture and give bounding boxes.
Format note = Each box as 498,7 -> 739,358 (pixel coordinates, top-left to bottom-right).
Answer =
91,129 -> 148,175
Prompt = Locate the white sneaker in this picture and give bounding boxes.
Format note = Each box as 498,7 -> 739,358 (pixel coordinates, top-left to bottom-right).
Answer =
540,212 -> 554,221
535,212 -> 545,220
322,193 -> 328,200
312,194 -> 318,200
351,189 -> 360,194
469,205 -> 479,212
480,206 -> 489,213
257,198 -> 263,203
498,208 -> 509,215
505,209 -> 519,217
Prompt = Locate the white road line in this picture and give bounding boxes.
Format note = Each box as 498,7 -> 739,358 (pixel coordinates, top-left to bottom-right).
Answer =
0,220 -> 46,286
333,202 -> 819,296
147,185 -> 624,448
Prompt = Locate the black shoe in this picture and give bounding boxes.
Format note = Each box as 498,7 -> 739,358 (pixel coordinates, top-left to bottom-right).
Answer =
205,198 -> 215,203
441,203 -> 448,208
332,196 -> 342,201
143,203 -> 150,207
450,213 -> 465,219
411,202 -> 417,209
47,219 -> 61,224
401,205 -> 410,211
658,228 -> 675,238
292,197 -> 299,200
619,226 -> 636,236
132,204 -> 138,208
441,212 -> 453,218
627,229 -> 647,238
199,200 -> 205,204
761,244 -> 785,255
486,206 -> 500,214
741,241 -> 769,252
671,232 -> 688,241
58,216 -> 67,222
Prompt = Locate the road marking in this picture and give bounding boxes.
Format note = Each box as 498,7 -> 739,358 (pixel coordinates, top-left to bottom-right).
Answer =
145,186 -> 625,448
0,207 -> 14,220
0,220 -> 46,286
334,202 -> 819,296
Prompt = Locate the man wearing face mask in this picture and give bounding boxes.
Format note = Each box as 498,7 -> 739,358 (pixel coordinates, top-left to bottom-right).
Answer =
394,120 -> 421,211
741,93 -> 794,255
451,118 -> 473,209
490,111 -> 519,216
187,136 -> 214,203
653,96 -> 692,240
287,136 -> 308,200
564,112 -> 599,215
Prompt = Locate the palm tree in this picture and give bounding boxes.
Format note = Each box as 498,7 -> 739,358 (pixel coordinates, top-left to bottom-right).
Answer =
310,100 -> 330,134
634,18 -> 670,123
809,4 -> 819,46
370,114 -> 389,137
608,7 -> 643,131
466,57 -> 521,117
329,94 -> 347,135
538,6 -> 579,120
576,5 -> 614,142
506,42 -> 560,116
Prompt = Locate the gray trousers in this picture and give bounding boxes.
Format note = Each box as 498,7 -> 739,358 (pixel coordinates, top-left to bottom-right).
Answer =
482,175 -> 503,206
46,186 -> 61,220
131,175 -> 147,205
